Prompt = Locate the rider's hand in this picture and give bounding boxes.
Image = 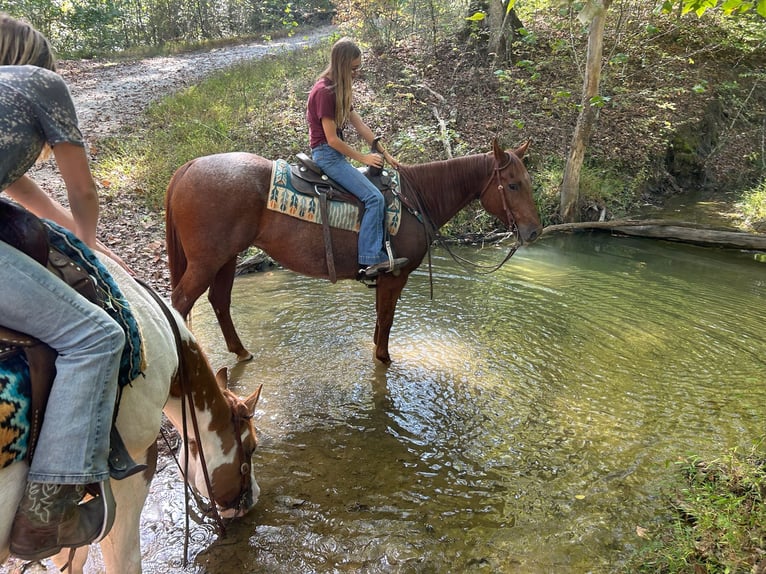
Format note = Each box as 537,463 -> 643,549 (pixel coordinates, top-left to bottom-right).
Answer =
383,150 -> 400,170
364,153 -> 384,168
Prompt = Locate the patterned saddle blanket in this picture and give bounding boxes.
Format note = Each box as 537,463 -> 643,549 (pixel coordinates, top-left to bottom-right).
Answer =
0,221 -> 144,469
266,159 -> 402,235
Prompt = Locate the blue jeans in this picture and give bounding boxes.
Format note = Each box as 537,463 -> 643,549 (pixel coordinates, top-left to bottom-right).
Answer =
0,241 -> 124,484
312,144 -> 387,266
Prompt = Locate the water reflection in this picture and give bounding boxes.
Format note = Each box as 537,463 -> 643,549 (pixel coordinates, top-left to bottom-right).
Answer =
27,233 -> 756,574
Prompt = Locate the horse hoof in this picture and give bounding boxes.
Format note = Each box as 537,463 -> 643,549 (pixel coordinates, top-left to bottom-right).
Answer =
236,352 -> 254,363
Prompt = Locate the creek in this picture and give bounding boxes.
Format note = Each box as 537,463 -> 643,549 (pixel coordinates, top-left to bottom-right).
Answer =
178,233 -> 765,573
13,233 -> 762,574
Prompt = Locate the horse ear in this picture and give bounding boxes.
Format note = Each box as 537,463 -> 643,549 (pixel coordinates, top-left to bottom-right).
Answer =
215,367 -> 229,390
492,137 -> 505,162
245,384 -> 263,414
512,139 -> 531,160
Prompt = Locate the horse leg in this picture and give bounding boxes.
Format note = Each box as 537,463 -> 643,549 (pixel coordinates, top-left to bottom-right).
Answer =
0,463 -> 28,563
208,256 -> 252,362
99,444 -> 156,574
373,273 -> 409,365
170,263 -> 214,320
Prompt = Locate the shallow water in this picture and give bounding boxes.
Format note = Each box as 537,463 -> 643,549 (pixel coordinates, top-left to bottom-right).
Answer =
6,233 -> 763,573
175,233 -> 765,573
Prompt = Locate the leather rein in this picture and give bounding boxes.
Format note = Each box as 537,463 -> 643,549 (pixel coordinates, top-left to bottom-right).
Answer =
136,279 -> 252,566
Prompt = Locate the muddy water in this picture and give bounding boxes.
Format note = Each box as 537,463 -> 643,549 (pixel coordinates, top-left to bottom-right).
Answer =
6,234 -> 764,573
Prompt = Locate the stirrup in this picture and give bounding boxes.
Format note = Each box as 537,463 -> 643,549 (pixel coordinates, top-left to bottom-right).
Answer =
84,480 -> 117,543
108,427 -> 147,480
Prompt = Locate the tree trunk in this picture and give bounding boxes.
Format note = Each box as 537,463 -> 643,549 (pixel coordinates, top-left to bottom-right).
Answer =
488,1 -> 524,64
560,0 -> 612,222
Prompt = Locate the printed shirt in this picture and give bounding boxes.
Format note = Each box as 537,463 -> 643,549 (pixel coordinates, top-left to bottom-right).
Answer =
0,65 -> 84,192
306,77 -> 345,149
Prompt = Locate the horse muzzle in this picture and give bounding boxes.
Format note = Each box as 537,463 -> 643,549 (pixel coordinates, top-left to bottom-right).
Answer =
517,222 -> 542,245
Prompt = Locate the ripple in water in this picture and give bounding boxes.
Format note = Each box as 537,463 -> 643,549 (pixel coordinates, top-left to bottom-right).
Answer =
132,234 -> 764,573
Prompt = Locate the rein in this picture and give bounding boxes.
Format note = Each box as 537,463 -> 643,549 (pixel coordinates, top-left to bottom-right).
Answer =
135,278 -> 226,565
398,153 -> 521,295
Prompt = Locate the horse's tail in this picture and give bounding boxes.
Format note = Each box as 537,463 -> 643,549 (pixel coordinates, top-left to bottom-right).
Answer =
165,161 -> 193,289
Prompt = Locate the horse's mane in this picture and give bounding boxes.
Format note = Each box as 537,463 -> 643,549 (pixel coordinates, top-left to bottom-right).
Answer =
397,154 -> 494,224
399,154 -> 492,191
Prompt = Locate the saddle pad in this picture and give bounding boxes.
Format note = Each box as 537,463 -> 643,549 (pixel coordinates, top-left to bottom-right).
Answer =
0,222 -> 145,469
267,159 -> 402,235
0,354 -> 30,468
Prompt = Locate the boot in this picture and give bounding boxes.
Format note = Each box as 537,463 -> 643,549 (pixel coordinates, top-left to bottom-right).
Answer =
359,257 -> 409,279
9,480 -> 116,561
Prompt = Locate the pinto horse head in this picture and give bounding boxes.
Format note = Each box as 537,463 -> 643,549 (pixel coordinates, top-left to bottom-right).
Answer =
479,138 -> 542,245
171,334 -> 263,519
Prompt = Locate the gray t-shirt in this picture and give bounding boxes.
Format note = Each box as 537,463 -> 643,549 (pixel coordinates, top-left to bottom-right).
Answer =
0,65 -> 84,191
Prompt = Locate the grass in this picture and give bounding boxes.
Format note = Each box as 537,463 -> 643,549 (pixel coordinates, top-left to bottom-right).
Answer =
738,180 -> 766,228
95,40 -> 332,209
622,441 -> 766,573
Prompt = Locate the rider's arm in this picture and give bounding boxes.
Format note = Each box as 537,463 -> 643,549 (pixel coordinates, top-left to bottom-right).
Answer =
349,111 -> 399,169
52,142 -> 100,249
5,174 -> 79,231
6,143 -> 98,248
321,116 -> 384,169
6,147 -> 132,271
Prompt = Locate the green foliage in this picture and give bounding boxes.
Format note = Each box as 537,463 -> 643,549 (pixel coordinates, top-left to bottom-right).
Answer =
737,179 -> 766,227
622,441 -> 766,573
662,0 -> 766,17
337,0 -> 480,55
4,0 -> 333,57
527,157 -> 643,225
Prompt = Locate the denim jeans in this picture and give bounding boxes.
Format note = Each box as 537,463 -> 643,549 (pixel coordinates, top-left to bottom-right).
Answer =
0,241 -> 124,484
312,144 -> 387,266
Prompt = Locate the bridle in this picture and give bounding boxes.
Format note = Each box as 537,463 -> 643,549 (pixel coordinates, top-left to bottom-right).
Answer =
399,152 -> 521,298
137,278 -> 254,565
479,151 -> 519,238
226,391 -> 257,514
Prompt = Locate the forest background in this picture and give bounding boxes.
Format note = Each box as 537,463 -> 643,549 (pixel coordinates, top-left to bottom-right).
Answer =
4,0 -> 766,233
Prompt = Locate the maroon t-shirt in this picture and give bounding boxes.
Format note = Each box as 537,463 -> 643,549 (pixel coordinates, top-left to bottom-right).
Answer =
306,77 -> 344,149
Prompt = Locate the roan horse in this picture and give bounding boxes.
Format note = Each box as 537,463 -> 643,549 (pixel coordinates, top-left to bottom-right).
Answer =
165,138 -> 541,364
0,254 -> 262,574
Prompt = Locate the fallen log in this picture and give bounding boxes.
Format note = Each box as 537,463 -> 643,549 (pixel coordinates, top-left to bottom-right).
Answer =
542,219 -> 766,252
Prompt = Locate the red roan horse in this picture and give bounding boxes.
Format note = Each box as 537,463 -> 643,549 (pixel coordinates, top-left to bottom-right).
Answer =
165,139 -> 541,364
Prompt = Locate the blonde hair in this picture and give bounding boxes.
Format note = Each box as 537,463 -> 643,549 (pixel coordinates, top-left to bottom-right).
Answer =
1,14 -> 57,160
0,13 -> 56,70
318,37 -> 361,128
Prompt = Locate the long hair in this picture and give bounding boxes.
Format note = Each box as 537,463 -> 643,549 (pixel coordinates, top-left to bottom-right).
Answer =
1,14 -> 57,161
0,14 -> 56,70
318,37 -> 361,128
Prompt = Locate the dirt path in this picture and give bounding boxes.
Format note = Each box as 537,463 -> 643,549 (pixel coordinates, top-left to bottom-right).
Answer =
28,25 -> 334,295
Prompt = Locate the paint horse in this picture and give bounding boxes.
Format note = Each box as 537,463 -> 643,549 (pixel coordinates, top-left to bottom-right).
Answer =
0,254 -> 262,574
165,138 -> 541,364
